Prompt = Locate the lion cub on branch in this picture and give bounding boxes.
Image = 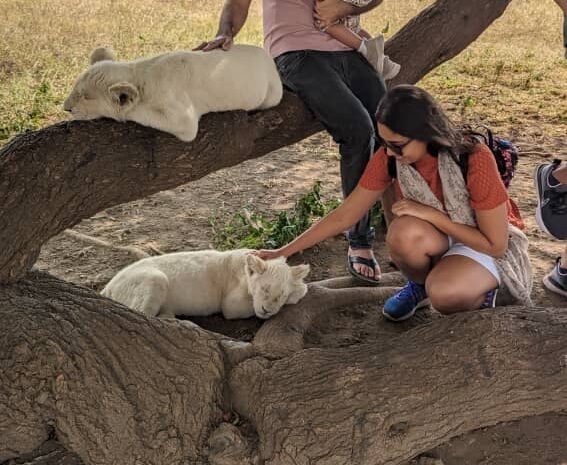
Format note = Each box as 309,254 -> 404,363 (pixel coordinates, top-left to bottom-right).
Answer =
63,45 -> 283,141
101,250 -> 310,320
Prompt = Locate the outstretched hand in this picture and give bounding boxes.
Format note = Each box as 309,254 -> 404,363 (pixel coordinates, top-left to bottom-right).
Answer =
193,34 -> 233,52
252,248 -> 287,261
392,199 -> 442,223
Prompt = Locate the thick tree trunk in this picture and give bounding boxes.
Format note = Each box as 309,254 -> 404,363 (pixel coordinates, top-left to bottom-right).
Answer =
2,272 -> 567,465
0,272 -> 226,465
5,2 -> 552,464
230,307 -> 567,465
387,0 -> 513,86
0,0 -> 512,283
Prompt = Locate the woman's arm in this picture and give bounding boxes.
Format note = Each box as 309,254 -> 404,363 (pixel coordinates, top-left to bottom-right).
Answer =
433,205 -> 509,257
256,186 -> 383,259
392,200 -> 509,258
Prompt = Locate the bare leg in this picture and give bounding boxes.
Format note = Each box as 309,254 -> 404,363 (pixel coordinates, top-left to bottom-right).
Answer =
552,161 -> 567,183
381,184 -> 396,229
386,216 -> 449,284
357,28 -> 372,40
325,23 -> 363,49
426,256 -> 498,314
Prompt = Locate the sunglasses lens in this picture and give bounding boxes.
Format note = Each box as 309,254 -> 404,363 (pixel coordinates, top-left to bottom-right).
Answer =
386,143 -> 402,156
378,135 -> 412,157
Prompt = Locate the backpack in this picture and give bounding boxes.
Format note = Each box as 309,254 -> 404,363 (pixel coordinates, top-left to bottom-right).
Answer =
386,126 -> 519,189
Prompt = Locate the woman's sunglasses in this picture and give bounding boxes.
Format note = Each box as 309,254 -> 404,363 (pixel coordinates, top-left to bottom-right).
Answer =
377,136 -> 412,156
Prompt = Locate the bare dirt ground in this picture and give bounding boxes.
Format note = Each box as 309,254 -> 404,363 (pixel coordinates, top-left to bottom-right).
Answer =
32,128 -> 567,465
36,131 -> 566,308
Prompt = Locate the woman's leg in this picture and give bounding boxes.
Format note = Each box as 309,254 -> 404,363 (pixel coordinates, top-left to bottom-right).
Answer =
383,216 -> 449,321
386,215 -> 449,284
426,255 -> 499,314
551,160 -> 567,183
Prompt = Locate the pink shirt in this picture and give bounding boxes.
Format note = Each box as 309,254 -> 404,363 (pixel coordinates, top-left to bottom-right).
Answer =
263,0 -> 351,58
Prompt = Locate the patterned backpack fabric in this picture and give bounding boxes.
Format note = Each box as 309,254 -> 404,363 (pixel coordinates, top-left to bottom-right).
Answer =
461,126 -> 518,189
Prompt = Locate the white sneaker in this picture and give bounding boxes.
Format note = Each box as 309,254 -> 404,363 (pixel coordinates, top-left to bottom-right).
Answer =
382,55 -> 401,80
364,35 -> 401,80
364,34 -> 385,75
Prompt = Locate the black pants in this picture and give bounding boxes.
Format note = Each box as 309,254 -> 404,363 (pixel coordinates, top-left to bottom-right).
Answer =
275,50 -> 386,249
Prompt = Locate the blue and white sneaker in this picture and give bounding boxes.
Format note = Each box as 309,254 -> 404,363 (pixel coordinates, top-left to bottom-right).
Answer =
479,288 -> 499,309
383,280 -> 429,321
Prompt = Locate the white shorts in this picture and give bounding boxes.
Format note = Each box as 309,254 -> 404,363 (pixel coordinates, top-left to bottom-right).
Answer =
443,238 -> 501,285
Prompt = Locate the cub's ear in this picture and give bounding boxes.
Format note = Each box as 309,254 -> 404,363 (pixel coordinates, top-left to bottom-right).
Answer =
291,264 -> 310,281
245,254 -> 267,276
90,47 -> 115,65
108,82 -> 139,111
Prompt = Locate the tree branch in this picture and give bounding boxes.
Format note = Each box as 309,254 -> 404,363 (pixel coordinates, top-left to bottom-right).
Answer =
0,0 -> 513,282
230,306 -> 567,465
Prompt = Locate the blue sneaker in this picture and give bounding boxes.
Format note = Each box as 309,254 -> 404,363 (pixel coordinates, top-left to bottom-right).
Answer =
479,288 -> 499,309
383,280 -> 429,321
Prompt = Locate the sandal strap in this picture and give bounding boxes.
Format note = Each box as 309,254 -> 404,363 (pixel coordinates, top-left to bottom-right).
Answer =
348,255 -> 378,268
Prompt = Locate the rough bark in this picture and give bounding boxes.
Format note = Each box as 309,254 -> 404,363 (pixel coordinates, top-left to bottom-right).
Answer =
0,272 -> 226,465
387,0 -> 513,86
0,0 -> 513,283
230,307 -> 567,465
3,272 -> 566,465
253,273 -> 405,358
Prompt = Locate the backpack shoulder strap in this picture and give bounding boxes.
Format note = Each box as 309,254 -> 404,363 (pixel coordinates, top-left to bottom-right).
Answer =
387,155 -> 397,178
459,152 -> 470,182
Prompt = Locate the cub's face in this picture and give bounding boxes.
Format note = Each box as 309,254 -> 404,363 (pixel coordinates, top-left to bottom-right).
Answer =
245,255 -> 310,319
63,48 -> 140,121
63,69 -> 117,120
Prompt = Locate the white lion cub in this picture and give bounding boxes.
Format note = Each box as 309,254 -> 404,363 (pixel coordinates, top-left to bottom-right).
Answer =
63,45 -> 283,142
101,249 -> 310,320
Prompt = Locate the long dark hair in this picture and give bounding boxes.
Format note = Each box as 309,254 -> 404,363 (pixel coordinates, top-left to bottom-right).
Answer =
375,85 -> 476,160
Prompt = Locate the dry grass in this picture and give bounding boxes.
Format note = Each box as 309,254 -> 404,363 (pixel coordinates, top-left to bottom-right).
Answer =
0,0 -> 566,143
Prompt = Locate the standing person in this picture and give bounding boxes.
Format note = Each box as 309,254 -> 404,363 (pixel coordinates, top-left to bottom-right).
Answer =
534,159 -> 567,297
195,0 -> 388,284
255,85 -> 533,320
554,0 -> 567,58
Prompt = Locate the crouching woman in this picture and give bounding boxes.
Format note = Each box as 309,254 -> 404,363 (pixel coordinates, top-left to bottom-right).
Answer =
255,85 -> 532,320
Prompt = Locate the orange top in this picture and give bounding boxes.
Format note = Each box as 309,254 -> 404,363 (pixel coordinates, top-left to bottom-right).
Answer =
359,144 -> 524,229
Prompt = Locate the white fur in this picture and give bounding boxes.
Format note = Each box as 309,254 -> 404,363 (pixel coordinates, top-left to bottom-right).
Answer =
101,249 -> 310,320
63,45 -> 283,142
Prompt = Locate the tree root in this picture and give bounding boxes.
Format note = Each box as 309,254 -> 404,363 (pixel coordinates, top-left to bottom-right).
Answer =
62,229 -> 162,259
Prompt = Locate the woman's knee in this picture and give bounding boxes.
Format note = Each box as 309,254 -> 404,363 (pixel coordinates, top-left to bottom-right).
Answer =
426,285 -> 467,314
426,277 -> 479,314
386,216 -> 435,256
